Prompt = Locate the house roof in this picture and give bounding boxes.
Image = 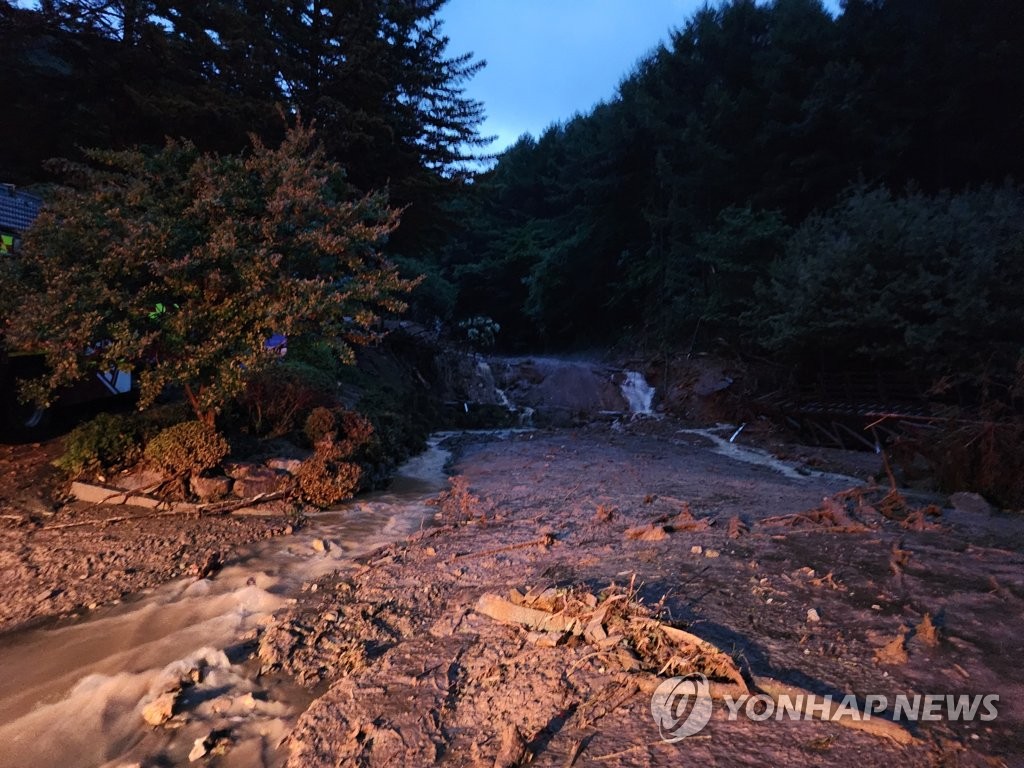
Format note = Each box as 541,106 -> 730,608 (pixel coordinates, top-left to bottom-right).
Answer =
0,184 -> 43,233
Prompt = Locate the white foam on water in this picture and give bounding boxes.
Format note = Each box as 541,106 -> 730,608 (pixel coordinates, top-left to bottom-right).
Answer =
620,370 -> 655,415
0,435 -> 461,768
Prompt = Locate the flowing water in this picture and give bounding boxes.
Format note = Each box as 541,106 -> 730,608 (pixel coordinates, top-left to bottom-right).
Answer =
619,371 -> 655,415
0,435 -> 457,768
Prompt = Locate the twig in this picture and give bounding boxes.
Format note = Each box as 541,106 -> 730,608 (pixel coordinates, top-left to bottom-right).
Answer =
562,738 -> 585,768
41,508 -> 201,530
561,480 -> 583,502
880,449 -> 898,491
455,534 -> 554,560
40,491 -> 286,530
592,744 -> 647,762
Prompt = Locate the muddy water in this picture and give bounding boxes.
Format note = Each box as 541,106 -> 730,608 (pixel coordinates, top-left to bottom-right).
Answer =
0,434 -> 457,768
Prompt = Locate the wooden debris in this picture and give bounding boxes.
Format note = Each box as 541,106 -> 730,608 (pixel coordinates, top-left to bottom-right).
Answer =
874,627 -> 909,666
727,515 -> 749,539
915,613 -> 940,647
455,534 -> 555,560
475,593 -> 583,635
624,524 -> 669,541
753,676 -> 915,745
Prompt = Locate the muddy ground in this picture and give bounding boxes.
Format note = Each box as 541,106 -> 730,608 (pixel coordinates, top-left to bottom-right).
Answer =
0,440 -> 295,634
259,422 -> 1024,767
2,421 -> 1023,766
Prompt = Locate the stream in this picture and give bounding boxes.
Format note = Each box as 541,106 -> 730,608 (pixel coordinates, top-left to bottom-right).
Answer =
0,434 -> 458,768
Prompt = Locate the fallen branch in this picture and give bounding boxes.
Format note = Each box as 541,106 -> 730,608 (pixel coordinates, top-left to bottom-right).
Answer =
630,671 -> 914,744
455,534 -> 555,560
475,593 -> 583,635
41,491 -> 286,531
752,675 -> 915,745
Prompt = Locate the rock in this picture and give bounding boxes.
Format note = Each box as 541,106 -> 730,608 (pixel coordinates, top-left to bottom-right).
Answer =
704,548 -> 721,558
223,461 -> 261,479
311,538 -> 330,553
807,608 -> 821,623
189,736 -> 209,762
232,466 -> 290,498
190,474 -> 232,502
114,467 -> 167,493
36,587 -> 59,602
141,691 -> 178,726
690,545 -> 703,555
949,491 -> 993,515
493,724 -> 527,768
266,457 -> 304,475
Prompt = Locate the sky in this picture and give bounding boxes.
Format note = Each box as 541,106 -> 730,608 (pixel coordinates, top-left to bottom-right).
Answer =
440,0 -> 841,155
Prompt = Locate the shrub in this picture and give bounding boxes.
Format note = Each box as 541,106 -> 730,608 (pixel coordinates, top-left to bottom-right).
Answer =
304,406 -> 338,446
144,420 -> 229,476
295,447 -> 362,507
238,361 -> 337,437
1,122 -> 416,423
286,337 -> 346,378
54,412 -> 142,476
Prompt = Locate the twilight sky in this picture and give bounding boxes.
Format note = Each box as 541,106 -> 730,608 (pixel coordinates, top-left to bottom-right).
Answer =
440,0 -> 841,155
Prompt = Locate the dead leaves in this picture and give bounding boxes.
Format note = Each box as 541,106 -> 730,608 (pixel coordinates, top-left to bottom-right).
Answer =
762,485 -> 944,533
727,515 -> 749,539
625,501 -> 713,541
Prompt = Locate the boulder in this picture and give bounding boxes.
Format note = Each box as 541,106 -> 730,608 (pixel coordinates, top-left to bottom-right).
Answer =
190,474 -> 233,502
232,466 -> 291,498
949,491 -> 993,515
266,457 -> 304,475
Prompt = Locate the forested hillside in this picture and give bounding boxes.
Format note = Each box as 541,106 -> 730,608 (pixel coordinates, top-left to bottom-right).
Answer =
439,0 -> 1024,398
4,0 -> 1023,396
0,0 -> 487,252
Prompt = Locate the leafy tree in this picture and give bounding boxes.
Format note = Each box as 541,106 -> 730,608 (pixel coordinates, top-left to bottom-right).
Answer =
754,183 -> 1024,385
0,122 -> 418,424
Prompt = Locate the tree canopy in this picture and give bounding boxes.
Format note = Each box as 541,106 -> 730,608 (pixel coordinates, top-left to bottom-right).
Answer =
0,0 -> 487,252
436,0 -> 1024,393
0,122 -> 418,424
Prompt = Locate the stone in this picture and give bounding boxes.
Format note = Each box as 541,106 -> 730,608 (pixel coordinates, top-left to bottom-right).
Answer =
949,491 -> 993,515
223,461 -> 261,479
807,608 -> 821,623
232,467 -> 290,498
141,691 -> 177,726
311,537 -> 330,553
189,735 -> 209,762
266,457 -> 304,475
190,474 -> 232,502
114,467 -> 167,493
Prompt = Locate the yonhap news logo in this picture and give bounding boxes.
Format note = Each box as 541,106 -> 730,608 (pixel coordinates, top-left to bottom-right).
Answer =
650,675 -> 714,742
650,676 -> 999,742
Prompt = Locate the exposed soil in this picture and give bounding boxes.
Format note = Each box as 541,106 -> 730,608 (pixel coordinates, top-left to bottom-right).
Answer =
0,440 -> 295,634
3,421 -> 1023,767
255,422 -> 1024,767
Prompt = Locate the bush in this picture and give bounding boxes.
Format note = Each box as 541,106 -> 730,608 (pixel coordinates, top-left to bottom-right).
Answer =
755,183 -> 1024,383
54,412 -> 142,476
286,336 -> 346,378
295,447 -> 362,507
144,420 -> 229,476
304,406 -> 338,446
238,361 -> 337,437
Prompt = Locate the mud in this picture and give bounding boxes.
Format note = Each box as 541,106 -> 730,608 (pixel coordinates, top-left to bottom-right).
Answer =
0,440 -> 294,634
260,423 -> 1024,767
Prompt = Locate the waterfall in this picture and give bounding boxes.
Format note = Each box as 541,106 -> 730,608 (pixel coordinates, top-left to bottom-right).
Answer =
620,370 -> 655,415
